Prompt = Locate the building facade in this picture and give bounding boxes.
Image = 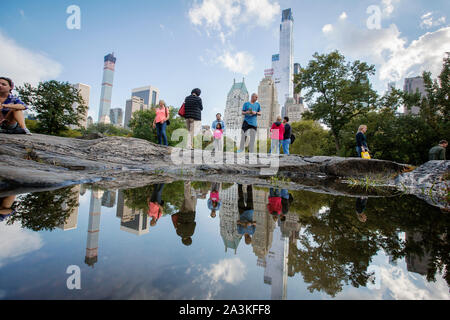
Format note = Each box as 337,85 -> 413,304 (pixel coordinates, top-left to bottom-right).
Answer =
132,86 -> 160,108
98,53 -> 116,124
85,189 -> 104,267
284,97 -> 305,123
124,96 -> 149,129
110,108 -> 124,127
219,184 -> 242,254
258,75 -> 281,133
403,76 -> 427,115
224,79 -> 249,132
272,9 -> 294,112
71,83 -> 90,129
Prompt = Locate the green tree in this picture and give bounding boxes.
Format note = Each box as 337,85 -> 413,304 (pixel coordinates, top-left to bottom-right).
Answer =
128,107 -> 187,147
17,81 -> 88,135
82,123 -> 131,137
290,120 -> 335,156
8,186 -> 79,232
296,51 -> 378,155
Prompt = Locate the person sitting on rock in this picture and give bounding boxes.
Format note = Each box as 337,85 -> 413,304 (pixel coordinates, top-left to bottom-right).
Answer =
0,77 -> 32,135
0,195 -> 16,222
429,140 -> 448,161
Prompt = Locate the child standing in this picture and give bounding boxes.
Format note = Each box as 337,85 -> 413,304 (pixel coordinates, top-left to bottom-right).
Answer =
213,122 -> 224,152
270,116 -> 285,155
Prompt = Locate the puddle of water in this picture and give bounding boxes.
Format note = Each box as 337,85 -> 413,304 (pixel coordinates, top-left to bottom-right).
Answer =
0,181 -> 449,300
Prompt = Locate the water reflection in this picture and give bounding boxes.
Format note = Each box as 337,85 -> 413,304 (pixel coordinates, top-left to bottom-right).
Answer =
0,181 -> 449,300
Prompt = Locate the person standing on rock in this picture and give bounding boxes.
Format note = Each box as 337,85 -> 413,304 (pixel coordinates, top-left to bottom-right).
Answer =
171,181 -> 197,246
429,140 -> 448,161
0,77 -> 32,135
356,125 -> 369,158
281,117 -> 292,155
153,100 -> 170,146
212,113 -> 226,153
237,93 -> 261,154
237,184 -> 256,246
148,184 -> 165,227
184,88 -> 203,150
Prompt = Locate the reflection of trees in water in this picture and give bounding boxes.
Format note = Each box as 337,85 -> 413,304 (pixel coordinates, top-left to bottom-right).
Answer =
8,186 -> 79,232
123,181 -> 187,216
287,194 -> 450,297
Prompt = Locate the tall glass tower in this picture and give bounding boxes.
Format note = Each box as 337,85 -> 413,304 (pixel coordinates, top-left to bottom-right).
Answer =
98,53 -> 117,123
272,9 -> 294,114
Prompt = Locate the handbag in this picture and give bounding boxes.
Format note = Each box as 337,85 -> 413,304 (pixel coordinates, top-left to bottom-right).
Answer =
178,103 -> 186,118
165,107 -> 171,126
361,151 -> 371,159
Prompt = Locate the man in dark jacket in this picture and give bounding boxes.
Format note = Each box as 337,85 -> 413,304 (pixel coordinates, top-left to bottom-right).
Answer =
281,117 -> 292,155
429,140 -> 448,160
171,182 -> 197,246
184,88 -> 203,149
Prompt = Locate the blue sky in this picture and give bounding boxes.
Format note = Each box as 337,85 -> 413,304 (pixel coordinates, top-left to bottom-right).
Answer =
1,0 -> 449,125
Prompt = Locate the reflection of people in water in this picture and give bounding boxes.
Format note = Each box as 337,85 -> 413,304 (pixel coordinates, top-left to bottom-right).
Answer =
171,182 -> 197,246
237,184 -> 256,245
280,189 -> 293,222
268,188 -> 283,222
356,197 -> 368,223
0,196 -> 16,222
207,182 -> 222,218
148,184 -> 165,227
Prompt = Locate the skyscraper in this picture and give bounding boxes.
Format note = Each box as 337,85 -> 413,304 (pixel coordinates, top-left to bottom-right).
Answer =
132,86 -> 160,107
124,96 -> 148,129
110,108 -> 124,127
272,9 -> 294,113
224,79 -> 249,131
85,189 -> 104,267
70,83 -> 90,129
219,184 -> 242,254
58,185 -> 80,231
403,76 -> 427,115
98,53 -> 117,124
258,74 -> 281,133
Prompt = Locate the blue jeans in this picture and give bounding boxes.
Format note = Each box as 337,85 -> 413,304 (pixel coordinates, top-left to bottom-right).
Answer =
156,122 -> 168,146
281,139 -> 291,155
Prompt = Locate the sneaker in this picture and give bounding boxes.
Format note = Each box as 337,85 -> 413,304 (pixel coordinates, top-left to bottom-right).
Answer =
7,127 -> 27,134
24,128 -> 32,135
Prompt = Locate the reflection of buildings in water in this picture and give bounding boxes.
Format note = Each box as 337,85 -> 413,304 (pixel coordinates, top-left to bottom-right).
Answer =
252,188 -> 275,263
79,184 -> 86,196
263,225 -> 288,300
116,190 -> 149,236
406,232 -> 431,276
219,184 -> 242,254
85,189 -> 104,267
58,185 -> 80,231
101,190 -> 117,208
280,212 -> 301,277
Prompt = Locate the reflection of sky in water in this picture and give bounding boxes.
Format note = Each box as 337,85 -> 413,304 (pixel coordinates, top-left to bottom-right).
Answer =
0,184 -> 448,300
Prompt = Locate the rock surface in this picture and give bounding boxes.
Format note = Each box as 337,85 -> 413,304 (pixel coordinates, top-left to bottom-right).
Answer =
0,133 -> 447,208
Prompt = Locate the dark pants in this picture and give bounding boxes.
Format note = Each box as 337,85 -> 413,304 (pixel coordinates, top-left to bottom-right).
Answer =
156,122 -> 168,146
238,185 -> 254,215
151,184 -> 165,204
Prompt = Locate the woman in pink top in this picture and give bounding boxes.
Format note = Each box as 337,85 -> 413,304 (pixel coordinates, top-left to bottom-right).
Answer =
213,122 -> 224,153
153,100 -> 170,146
148,184 -> 165,227
270,116 -> 285,155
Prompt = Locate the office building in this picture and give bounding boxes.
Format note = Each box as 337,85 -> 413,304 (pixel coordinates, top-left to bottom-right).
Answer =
110,108 -> 124,127
224,79 -> 249,132
403,77 -> 427,115
258,74 -> 281,133
124,96 -> 148,129
69,83 -> 90,129
132,86 -> 160,107
85,189 -> 104,267
98,53 -> 117,124
58,185 -> 80,231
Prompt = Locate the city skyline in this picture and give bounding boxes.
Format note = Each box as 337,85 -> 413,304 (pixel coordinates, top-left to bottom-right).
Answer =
1,0 -> 449,126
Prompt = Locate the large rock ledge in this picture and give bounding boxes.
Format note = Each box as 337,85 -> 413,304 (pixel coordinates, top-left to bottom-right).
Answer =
0,134 -> 447,209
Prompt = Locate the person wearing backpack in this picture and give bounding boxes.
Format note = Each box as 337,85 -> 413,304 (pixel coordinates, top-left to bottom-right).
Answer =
153,100 -> 170,146
281,117 -> 292,155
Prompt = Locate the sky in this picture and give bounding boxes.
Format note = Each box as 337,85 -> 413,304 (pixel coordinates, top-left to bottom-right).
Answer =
1,0 -> 449,126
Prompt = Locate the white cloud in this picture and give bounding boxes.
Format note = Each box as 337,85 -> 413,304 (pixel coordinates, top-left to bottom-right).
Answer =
205,257 -> 247,284
322,24 -> 334,33
381,0 -> 400,17
188,0 -> 280,38
0,30 -> 62,88
420,12 -> 447,29
339,12 -> 348,20
216,50 -> 255,74
0,221 -> 44,268
321,17 -> 450,84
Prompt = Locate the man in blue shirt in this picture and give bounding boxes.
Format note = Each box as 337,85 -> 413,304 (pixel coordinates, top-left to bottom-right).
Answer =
211,113 -> 226,132
237,93 -> 261,153
237,184 -> 256,245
